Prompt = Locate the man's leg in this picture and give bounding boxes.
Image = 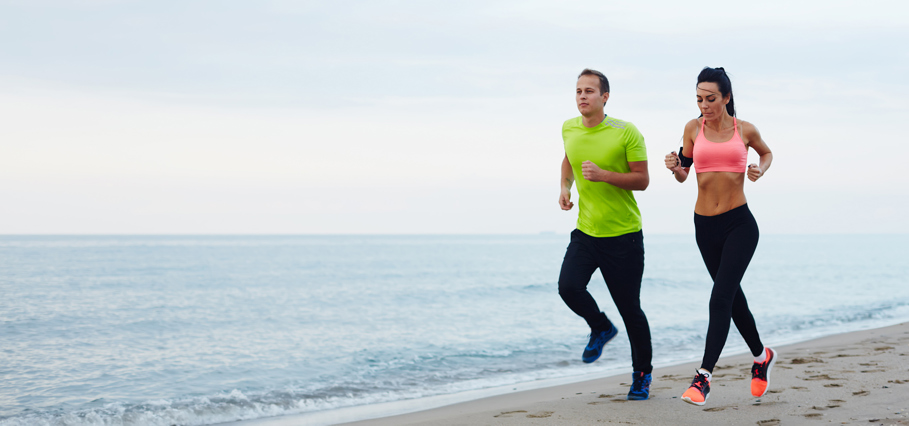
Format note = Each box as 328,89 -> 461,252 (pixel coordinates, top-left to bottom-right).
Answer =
597,231 -> 652,374
558,230 -> 611,331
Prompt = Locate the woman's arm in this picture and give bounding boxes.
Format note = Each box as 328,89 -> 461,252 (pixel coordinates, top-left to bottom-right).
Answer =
742,121 -> 772,182
665,119 -> 698,183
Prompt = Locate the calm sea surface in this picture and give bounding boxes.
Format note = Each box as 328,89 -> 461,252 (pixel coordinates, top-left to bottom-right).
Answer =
1,234 -> 907,425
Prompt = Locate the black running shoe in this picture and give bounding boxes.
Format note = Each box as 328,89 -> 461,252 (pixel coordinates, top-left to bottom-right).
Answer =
627,371 -> 652,400
581,324 -> 617,363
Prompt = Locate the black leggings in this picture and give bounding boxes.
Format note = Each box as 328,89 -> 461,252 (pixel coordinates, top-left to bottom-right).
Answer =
695,204 -> 764,371
558,229 -> 653,373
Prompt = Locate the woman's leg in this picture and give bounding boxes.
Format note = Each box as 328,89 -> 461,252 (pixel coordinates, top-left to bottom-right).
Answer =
696,206 -> 761,371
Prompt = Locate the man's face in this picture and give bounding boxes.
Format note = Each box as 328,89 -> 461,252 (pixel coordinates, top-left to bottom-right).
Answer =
576,75 -> 609,116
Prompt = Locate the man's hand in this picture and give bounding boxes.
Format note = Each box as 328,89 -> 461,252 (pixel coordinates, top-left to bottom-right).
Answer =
559,188 -> 574,210
581,161 -> 605,182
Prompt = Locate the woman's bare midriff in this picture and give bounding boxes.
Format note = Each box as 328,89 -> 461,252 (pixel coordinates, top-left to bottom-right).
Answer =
695,172 -> 747,216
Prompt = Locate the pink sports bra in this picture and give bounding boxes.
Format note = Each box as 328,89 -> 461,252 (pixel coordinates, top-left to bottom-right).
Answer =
692,117 -> 747,173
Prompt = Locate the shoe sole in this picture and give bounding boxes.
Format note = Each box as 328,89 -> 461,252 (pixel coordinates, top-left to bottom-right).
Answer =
681,393 -> 709,406
627,395 -> 649,401
753,348 -> 777,397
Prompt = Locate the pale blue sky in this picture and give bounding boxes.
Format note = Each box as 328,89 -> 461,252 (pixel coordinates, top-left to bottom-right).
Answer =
1,0 -> 906,234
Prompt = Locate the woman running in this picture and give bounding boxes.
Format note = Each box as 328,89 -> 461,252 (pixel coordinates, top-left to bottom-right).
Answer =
664,67 -> 775,406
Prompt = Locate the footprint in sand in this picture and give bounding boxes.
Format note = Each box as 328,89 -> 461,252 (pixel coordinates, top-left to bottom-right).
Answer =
888,379 -> 909,384
703,406 -> 727,412
802,374 -> 841,381
802,413 -> 823,418
526,411 -> 554,418
790,357 -> 825,364
874,346 -> 895,351
823,383 -> 843,388
598,394 -> 616,398
494,410 -> 527,418
757,419 -> 781,426
853,390 -> 869,396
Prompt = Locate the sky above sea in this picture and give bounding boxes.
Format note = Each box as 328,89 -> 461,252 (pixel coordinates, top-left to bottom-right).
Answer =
0,0 -> 905,235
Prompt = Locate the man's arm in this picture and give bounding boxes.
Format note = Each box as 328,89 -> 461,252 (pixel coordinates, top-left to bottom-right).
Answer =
559,154 -> 575,210
581,160 -> 649,190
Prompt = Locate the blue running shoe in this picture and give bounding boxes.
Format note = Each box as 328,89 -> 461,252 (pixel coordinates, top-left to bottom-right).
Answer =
627,371 -> 652,400
581,324 -> 617,363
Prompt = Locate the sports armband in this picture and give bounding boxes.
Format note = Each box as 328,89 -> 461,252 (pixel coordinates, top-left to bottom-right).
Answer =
678,147 -> 693,168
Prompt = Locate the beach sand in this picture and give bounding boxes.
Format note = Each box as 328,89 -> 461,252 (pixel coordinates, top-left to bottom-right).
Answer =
333,322 -> 909,425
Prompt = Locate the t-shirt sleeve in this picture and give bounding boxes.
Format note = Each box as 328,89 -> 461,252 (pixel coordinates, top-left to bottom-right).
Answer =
624,123 -> 648,162
561,118 -> 572,146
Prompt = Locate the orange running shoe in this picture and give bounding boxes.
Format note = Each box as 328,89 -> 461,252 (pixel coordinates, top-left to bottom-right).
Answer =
681,371 -> 710,406
751,347 -> 777,397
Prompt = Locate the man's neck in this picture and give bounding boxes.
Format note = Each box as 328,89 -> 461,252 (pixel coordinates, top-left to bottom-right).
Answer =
581,111 -> 606,128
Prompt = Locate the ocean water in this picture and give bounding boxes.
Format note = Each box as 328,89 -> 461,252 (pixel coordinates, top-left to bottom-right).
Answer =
1,234 -> 907,425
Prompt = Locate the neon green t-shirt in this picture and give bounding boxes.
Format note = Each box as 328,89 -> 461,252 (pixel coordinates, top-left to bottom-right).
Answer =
562,115 -> 648,237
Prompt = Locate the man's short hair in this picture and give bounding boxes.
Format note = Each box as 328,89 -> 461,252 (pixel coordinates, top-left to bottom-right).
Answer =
578,69 -> 610,94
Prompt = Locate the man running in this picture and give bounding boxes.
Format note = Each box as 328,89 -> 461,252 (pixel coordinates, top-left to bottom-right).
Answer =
558,68 -> 653,400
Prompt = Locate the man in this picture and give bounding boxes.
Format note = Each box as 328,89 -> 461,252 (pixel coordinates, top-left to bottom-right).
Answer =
558,68 -> 653,400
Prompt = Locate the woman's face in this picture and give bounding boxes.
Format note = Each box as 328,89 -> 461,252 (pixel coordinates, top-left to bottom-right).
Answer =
696,82 -> 729,120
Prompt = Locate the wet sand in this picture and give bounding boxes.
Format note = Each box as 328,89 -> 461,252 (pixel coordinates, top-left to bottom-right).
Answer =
335,322 -> 909,425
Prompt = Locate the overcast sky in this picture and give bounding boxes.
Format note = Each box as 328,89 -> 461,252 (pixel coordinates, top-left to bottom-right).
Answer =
1,0 -> 906,234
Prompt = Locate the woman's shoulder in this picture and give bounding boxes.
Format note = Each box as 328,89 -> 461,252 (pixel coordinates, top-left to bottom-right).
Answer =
684,118 -> 701,132
736,118 -> 762,141
683,118 -> 700,140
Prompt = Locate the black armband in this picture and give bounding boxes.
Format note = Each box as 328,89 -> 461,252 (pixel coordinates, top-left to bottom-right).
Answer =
678,146 -> 693,167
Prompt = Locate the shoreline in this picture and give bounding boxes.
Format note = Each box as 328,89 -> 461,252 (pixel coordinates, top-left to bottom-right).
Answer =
236,322 -> 909,426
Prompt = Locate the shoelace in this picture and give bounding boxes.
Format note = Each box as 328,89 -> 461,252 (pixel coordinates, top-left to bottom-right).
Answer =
631,374 -> 647,392
587,331 -> 608,348
752,360 -> 768,380
690,373 -> 708,391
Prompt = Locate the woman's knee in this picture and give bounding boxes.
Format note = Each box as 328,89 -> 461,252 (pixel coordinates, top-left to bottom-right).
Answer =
708,293 -> 735,314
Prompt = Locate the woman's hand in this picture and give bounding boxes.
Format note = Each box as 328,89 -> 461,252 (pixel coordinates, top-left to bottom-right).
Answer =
747,163 -> 764,182
665,151 -> 682,174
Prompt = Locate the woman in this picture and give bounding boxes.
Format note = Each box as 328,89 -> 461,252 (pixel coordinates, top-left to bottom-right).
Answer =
664,67 -> 775,406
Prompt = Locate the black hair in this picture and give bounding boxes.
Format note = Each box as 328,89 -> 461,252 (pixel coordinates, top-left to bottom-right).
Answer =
578,68 -> 610,94
696,67 -> 735,117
